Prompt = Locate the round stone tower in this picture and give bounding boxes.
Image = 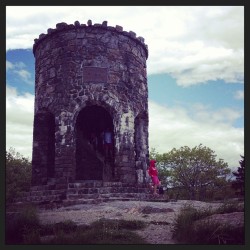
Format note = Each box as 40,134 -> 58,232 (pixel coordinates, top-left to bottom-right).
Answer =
31,20 -> 149,189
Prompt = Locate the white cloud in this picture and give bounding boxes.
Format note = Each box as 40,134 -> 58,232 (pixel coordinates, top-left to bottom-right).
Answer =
191,104 -> 243,125
6,61 -> 14,71
15,69 -> 32,84
6,6 -> 244,86
6,85 -> 34,159
148,101 -> 244,170
6,60 -> 33,85
234,90 -> 244,100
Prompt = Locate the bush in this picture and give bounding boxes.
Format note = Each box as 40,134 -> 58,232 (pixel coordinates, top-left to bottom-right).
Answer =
6,204 -> 40,244
6,148 -> 32,203
6,214 -> 148,244
191,221 -> 244,244
92,218 -> 146,230
172,204 -> 211,242
172,203 -> 244,244
215,200 -> 244,214
44,218 -> 147,244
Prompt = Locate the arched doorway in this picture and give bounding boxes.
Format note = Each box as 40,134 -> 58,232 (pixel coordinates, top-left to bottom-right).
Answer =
75,105 -> 114,181
32,110 -> 55,185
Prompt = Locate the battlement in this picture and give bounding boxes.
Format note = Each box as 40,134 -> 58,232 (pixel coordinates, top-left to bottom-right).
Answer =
33,20 -> 148,58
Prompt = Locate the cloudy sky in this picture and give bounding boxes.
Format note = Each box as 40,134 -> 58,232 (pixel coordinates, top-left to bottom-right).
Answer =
6,6 -> 244,170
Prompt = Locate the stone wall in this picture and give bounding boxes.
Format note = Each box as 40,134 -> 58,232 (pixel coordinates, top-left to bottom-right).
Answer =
31,20 -> 149,188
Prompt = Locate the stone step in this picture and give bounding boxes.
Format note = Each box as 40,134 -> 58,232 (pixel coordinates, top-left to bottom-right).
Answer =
16,183 -> 149,201
68,181 -> 147,188
67,186 -> 149,194
76,139 -> 106,180
62,195 -> 168,206
12,191 -> 169,208
30,184 -> 57,191
68,181 -> 126,189
66,192 -> 152,200
11,181 -> 158,207
14,194 -> 63,203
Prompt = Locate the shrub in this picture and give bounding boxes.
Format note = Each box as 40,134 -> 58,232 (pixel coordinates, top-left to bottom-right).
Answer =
6,148 -> 31,203
92,218 -> 146,230
172,204 -> 201,242
6,209 -> 147,245
215,200 -> 244,214
6,204 -> 40,244
46,218 -> 147,244
191,221 -> 244,244
53,220 -> 78,234
172,203 -> 244,244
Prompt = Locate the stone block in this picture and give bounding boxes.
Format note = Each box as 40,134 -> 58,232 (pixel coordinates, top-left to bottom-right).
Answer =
74,21 -> 80,27
129,31 -> 136,38
102,21 -> 108,27
115,25 -> 123,32
138,36 -> 145,43
87,20 -> 92,26
39,33 -> 46,39
56,22 -> 68,30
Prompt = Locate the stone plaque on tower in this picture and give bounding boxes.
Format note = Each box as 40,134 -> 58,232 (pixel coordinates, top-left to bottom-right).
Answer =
83,66 -> 108,83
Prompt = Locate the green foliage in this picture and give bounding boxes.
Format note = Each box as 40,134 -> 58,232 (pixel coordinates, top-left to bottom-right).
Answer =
92,218 -> 146,231
190,221 -> 244,244
172,204 -> 208,242
172,203 -> 244,244
6,216 -> 147,244
231,155 -> 245,196
48,218 -> 147,244
6,204 -> 40,244
75,218 -> 147,244
150,144 -> 231,201
53,220 -> 78,234
6,147 -> 32,203
215,200 -> 244,214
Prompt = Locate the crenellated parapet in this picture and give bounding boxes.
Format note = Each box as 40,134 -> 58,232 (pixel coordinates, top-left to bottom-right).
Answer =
33,20 -> 148,58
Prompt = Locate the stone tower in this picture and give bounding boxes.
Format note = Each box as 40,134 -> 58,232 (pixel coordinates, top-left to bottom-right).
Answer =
31,20 -> 149,191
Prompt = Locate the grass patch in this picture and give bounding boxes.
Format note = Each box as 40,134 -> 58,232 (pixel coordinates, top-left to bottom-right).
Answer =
42,218 -> 147,244
172,203 -> 244,244
6,209 -> 148,245
190,221 -> 244,244
150,221 -> 170,225
6,204 -> 41,244
92,218 -> 147,230
214,200 -> 244,214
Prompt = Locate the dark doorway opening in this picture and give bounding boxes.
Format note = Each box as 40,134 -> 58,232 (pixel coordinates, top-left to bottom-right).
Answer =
32,111 -> 55,185
75,105 -> 114,181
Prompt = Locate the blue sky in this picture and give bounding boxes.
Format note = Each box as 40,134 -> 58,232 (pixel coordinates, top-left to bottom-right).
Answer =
6,6 -> 244,170
148,74 -> 244,128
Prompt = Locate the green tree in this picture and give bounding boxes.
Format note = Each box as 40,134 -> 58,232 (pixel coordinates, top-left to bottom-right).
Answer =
157,144 -> 231,200
6,148 -> 32,203
231,155 -> 244,196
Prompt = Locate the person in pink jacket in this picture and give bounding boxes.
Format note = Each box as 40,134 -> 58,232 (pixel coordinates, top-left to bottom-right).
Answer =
148,159 -> 161,195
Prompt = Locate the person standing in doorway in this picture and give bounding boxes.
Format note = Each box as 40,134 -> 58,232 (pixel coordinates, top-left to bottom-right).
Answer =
102,127 -> 113,158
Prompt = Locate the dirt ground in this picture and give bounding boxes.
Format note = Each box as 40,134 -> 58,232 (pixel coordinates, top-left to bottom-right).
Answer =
37,199 -> 235,244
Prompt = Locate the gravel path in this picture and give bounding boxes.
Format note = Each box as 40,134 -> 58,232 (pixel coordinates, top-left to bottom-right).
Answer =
38,200 -> 225,244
